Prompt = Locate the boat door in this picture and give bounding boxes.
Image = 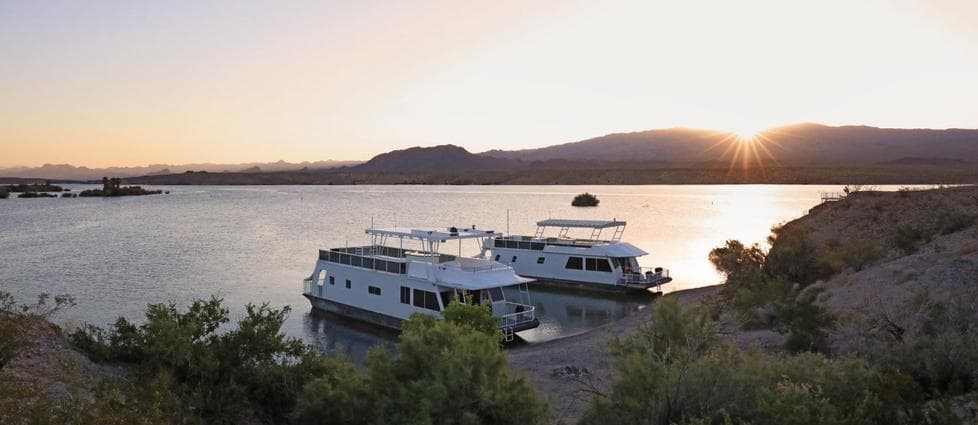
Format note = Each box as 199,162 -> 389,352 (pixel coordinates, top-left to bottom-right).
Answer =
487,287 -> 507,315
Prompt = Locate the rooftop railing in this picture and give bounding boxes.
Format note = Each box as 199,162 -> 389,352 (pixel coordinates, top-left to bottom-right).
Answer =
319,247 -> 407,274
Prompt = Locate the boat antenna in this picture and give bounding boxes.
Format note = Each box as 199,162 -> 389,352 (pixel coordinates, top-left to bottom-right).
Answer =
506,209 -> 510,235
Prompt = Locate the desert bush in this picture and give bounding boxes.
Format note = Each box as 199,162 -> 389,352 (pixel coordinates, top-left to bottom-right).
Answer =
765,225 -> 832,286
856,290 -> 978,397
935,210 -> 975,235
582,299 -> 924,425
71,297 -> 338,424
0,292 -> 75,368
293,301 -> 549,425
773,288 -> 835,354
892,226 -> 926,255
822,237 -> 882,273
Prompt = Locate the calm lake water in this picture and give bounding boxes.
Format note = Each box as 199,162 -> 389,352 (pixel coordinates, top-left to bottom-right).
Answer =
0,185 -> 898,355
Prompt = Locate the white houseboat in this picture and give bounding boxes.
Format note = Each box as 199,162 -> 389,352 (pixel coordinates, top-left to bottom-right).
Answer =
485,219 -> 671,293
303,226 -> 539,341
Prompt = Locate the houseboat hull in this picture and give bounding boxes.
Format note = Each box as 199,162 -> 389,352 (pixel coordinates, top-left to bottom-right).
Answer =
304,294 -> 404,330
303,293 -> 541,333
527,276 -> 670,294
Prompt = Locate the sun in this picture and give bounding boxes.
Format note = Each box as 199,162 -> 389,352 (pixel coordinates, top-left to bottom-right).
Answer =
730,125 -> 763,141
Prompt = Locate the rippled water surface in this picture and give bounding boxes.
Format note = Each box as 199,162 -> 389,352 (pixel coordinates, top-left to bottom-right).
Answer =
1,185 -> 885,354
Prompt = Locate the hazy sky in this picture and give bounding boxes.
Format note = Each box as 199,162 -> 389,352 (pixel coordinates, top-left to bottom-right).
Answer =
2,0 -> 977,167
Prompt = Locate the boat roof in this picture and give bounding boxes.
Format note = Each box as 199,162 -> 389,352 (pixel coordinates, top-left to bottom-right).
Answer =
536,219 -> 625,229
366,227 -> 499,241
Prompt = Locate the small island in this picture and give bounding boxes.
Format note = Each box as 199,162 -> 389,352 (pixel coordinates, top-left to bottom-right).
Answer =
78,177 -> 163,197
571,192 -> 600,207
1,181 -> 64,199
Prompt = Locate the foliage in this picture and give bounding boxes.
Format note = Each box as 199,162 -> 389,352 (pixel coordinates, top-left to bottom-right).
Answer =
893,226 -> 926,255
0,190 -> 7,199
773,288 -> 835,354
71,297 -> 337,424
294,302 -> 549,425
855,290 -> 978,397
708,240 -> 765,278
764,224 -> 832,286
709,234 -> 836,352
571,192 -> 600,206
0,291 -> 75,368
582,298 -> 937,425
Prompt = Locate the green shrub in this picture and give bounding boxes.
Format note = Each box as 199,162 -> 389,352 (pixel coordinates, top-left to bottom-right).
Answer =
0,292 -> 75,368
293,301 -> 549,425
893,226 -> 926,255
582,299 -> 934,425
857,290 -> 978,397
71,297 -> 335,424
764,225 -> 832,286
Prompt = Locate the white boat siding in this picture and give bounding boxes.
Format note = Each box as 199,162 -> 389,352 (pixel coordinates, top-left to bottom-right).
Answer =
488,219 -> 671,292
303,227 -> 541,335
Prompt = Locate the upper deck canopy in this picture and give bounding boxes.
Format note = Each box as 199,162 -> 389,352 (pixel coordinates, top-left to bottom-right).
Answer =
536,219 -> 626,229
367,227 -> 499,241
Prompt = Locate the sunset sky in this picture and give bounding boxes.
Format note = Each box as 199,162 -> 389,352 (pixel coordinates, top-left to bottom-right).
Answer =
2,0 -> 977,167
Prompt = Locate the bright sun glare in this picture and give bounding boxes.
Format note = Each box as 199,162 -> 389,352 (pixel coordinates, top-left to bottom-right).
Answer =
731,126 -> 762,141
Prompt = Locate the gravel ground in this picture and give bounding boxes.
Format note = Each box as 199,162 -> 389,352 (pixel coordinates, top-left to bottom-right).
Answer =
507,285 -> 721,424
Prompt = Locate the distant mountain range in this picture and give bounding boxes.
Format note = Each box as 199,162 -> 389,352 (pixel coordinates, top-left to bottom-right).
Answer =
481,123 -> 978,166
0,160 -> 359,181
4,124 -> 978,182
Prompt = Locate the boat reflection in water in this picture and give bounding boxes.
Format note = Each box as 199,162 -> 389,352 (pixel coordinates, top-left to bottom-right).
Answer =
303,308 -> 398,363
501,284 -> 653,343
303,283 -> 655,360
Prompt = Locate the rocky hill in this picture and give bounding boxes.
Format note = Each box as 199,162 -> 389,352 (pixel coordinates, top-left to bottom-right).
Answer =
350,144 -> 522,172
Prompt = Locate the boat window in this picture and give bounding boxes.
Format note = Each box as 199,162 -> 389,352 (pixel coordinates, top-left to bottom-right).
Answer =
340,254 -> 351,265
505,240 -> 519,249
386,261 -> 400,274
374,259 -> 387,272
565,256 -> 583,270
494,239 -> 505,248
400,286 -> 410,304
351,256 -> 362,267
345,279 -> 351,288
537,257 -> 545,264
610,258 -> 621,269
530,242 -> 545,250
494,254 -> 500,261
362,257 -> 374,269
368,286 -> 381,295
328,251 -> 339,262
511,256 -> 517,263
413,289 -> 440,311
518,241 -> 532,250
488,287 -> 504,302
440,290 -> 456,308
329,276 -> 335,285
595,258 -> 612,272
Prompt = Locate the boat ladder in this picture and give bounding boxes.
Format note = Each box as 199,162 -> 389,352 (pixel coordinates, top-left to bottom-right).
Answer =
503,326 -> 515,343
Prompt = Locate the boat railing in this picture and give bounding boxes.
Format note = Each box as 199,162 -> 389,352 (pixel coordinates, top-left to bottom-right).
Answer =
319,248 -> 408,274
820,192 -> 845,202
621,267 -> 670,285
496,302 -> 536,329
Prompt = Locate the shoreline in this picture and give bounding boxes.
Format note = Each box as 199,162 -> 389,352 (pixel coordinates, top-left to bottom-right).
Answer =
507,284 -> 721,423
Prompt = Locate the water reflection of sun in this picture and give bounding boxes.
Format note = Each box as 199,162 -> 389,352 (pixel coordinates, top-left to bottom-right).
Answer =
678,186 -> 786,289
